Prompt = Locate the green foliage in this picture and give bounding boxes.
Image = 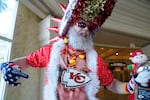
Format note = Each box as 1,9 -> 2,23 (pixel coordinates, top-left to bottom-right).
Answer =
82,0 -> 106,21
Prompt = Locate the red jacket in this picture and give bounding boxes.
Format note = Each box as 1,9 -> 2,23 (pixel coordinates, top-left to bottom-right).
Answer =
26,44 -> 114,86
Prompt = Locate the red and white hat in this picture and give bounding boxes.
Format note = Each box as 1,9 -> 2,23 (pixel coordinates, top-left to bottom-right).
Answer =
48,0 -> 117,36
130,49 -> 144,58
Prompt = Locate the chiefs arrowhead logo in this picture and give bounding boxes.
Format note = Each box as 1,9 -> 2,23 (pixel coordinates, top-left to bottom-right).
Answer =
61,68 -> 92,88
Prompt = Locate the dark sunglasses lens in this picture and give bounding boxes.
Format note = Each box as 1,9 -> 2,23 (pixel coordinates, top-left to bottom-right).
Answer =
78,22 -> 94,31
78,22 -> 86,28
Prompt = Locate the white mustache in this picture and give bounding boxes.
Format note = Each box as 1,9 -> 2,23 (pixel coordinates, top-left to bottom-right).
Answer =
79,30 -> 90,38
68,26 -> 93,50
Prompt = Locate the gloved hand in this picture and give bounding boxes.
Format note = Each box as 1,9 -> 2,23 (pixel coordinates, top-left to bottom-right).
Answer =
126,77 -> 136,94
0,62 -> 29,86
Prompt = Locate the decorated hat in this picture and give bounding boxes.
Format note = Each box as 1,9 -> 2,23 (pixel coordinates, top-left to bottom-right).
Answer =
48,0 -> 117,37
130,49 -> 144,58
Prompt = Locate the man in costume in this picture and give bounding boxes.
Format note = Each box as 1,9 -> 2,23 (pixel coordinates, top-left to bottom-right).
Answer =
1,0 -> 149,100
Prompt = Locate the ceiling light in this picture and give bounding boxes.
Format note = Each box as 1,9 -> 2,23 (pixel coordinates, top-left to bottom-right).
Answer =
116,52 -> 119,56
130,52 -> 132,56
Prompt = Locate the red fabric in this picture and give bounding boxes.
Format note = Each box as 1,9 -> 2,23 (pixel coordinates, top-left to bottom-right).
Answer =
128,94 -> 135,100
130,49 -> 143,57
133,63 -> 140,75
57,82 -> 87,100
26,45 -> 52,68
26,44 -> 113,86
97,56 -> 114,86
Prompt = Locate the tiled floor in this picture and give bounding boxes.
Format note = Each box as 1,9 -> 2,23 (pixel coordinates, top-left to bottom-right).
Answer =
97,87 -> 129,100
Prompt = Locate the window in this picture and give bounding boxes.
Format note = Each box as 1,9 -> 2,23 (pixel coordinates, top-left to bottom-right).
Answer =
0,0 -> 18,99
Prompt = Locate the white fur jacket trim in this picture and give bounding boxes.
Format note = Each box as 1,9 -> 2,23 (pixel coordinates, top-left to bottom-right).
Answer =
43,39 -> 100,100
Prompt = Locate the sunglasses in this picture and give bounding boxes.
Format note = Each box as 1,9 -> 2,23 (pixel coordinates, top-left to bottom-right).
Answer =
77,21 -> 94,31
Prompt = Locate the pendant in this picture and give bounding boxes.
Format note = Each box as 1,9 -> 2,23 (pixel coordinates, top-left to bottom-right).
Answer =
61,68 -> 92,88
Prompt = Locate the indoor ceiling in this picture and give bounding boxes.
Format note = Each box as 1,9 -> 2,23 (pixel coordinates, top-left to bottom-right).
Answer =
20,0 -> 150,61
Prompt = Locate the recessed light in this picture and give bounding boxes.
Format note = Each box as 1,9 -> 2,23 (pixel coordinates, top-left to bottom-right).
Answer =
116,52 -> 119,56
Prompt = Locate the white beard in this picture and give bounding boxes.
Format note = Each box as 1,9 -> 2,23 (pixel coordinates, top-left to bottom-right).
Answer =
68,26 -> 94,51
44,26 -> 100,100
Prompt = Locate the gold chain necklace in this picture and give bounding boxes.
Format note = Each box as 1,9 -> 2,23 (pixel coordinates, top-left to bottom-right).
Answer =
63,37 -> 91,73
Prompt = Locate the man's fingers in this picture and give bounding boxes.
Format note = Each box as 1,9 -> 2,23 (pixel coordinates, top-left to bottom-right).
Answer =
11,70 -> 29,79
4,76 -> 21,86
1,62 -> 29,86
7,80 -> 21,86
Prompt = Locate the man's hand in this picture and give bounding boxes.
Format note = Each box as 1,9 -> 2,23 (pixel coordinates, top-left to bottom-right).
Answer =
0,62 -> 29,86
127,77 -> 136,94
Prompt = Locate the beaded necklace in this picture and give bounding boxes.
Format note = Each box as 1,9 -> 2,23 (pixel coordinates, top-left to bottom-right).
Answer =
63,37 -> 92,73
